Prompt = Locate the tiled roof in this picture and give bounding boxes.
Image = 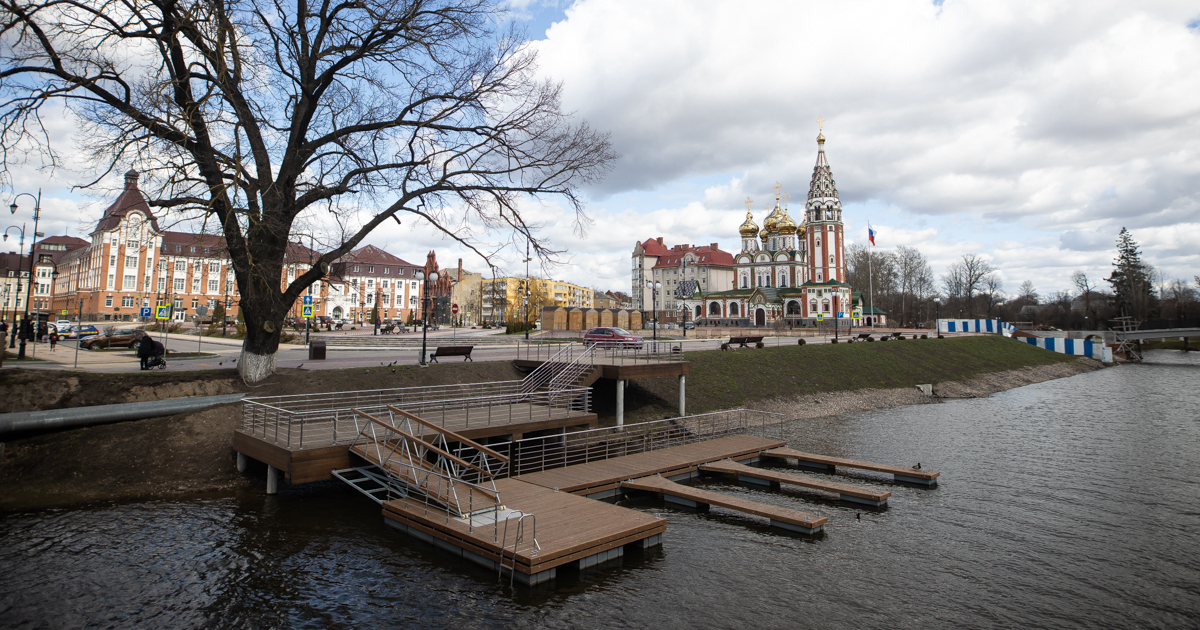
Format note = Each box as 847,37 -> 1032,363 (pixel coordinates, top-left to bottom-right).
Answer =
638,238 -> 670,257
94,170 -> 161,233
651,245 -> 735,268
344,244 -> 417,267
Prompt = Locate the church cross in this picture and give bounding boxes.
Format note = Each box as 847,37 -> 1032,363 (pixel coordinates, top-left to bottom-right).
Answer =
817,116 -> 825,131
744,196 -> 753,212
773,181 -> 783,199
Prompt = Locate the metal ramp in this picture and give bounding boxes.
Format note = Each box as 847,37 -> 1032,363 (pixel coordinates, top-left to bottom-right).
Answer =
332,465 -> 409,505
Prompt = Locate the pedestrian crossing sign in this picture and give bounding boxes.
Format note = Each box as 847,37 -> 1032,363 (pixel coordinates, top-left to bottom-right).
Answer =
816,313 -> 824,322
155,305 -> 171,320
302,305 -> 313,318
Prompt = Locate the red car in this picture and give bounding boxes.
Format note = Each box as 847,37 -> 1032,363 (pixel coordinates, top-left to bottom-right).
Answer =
584,327 -> 643,348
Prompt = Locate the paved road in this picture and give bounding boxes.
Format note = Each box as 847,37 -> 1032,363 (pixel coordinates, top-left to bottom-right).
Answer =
5,328 -> 949,373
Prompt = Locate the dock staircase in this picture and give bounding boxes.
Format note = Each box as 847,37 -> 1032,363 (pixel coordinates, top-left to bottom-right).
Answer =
519,343 -> 601,403
334,405 -> 510,518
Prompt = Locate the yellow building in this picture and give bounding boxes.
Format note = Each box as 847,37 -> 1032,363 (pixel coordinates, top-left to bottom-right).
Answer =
481,276 -> 593,323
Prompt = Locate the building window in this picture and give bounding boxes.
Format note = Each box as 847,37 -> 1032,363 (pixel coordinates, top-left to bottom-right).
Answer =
190,246 -> 197,253
123,274 -> 136,288
174,278 -> 185,292
175,245 -> 182,252
105,295 -> 113,307
175,260 -> 186,272
192,278 -> 200,292
208,279 -> 219,292
109,255 -> 117,267
209,263 -> 219,273
107,274 -> 115,289
384,267 -> 390,274
122,296 -> 135,307
353,265 -> 360,272
158,278 -> 166,291
381,280 -> 389,288
191,299 -> 199,309
125,256 -> 137,268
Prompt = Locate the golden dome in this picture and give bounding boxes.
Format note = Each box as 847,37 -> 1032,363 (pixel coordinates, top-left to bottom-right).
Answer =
776,209 -> 798,235
817,131 -> 826,144
738,210 -> 759,237
763,200 -> 785,236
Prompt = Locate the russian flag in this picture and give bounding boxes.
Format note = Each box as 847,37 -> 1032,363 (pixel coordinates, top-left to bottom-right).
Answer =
868,227 -> 876,245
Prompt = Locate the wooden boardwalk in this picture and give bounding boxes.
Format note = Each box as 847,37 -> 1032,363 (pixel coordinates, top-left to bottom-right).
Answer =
699,459 -> 892,506
764,447 -> 940,485
621,475 -> 828,534
382,478 -> 665,585
516,435 -> 785,497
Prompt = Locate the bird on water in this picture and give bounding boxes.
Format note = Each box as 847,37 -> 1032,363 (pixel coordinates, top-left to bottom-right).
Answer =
912,463 -> 921,470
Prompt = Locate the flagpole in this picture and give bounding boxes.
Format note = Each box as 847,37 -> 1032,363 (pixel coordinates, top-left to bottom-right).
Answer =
868,223 -> 874,329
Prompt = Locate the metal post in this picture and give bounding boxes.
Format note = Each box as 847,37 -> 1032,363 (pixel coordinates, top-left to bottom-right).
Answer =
616,379 -> 625,427
266,465 -> 279,494
678,374 -> 686,416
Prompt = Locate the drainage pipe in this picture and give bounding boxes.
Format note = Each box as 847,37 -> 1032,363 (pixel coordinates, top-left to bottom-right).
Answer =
0,393 -> 246,437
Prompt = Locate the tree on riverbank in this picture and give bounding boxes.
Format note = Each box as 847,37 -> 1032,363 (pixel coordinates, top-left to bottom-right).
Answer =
1107,228 -> 1158,320
1,0 -> 615,383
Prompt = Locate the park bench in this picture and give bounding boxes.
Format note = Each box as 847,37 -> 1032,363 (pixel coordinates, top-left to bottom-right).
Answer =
855,333 -> 872,342
430,345 -> 474,362
725,335 -> 765,350
889,332 -> 903,339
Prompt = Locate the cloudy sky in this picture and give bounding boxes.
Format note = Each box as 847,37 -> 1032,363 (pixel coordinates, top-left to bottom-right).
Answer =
6,0 -> 1199,298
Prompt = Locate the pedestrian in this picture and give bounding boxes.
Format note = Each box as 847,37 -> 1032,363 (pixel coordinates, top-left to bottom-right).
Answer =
48,329 -> 58,351
137,333 -> 155,370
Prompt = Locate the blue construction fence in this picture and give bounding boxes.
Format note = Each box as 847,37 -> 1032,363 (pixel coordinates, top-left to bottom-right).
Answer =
937,319 -> 1112,362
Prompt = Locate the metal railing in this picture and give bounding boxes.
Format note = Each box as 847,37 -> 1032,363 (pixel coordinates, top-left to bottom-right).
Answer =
519,342 -> 585,393
240,384 -> 592,449
480,408 -> 785,477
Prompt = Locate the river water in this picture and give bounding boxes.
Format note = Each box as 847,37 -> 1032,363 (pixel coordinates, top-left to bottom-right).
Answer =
3,351 -> 1199,629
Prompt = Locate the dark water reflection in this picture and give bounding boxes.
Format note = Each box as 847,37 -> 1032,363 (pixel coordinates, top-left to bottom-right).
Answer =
3,351 -> 1199,629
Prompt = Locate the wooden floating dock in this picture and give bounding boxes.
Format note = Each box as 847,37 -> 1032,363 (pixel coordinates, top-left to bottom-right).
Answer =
515,434 -> 786,498
621,475 -> 828,535
698,459 -> 892,507
763,447 -> 941,485
382,478 -> 666,586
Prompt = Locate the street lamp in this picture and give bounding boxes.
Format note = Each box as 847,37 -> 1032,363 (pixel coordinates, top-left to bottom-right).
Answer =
415,269 -> 438,365
3,225 -> 25,349
679,303 -> 688,338
645,280 -> 661,341
8,190 -> 42,360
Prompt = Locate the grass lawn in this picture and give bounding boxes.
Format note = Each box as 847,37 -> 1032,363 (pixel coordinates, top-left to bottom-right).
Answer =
651,335 -> 1082,414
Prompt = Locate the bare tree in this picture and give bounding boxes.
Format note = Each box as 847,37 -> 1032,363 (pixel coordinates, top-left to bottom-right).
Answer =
1072,271 -> 1097,325
2,0 -> 615,381
1018,280 -> 1039,304
941,253 -> 994,317
982,274 -> 1003,316
895,245 -> 929,325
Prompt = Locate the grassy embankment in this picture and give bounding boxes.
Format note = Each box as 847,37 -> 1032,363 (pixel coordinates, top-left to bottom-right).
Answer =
610,335 -> 1083,419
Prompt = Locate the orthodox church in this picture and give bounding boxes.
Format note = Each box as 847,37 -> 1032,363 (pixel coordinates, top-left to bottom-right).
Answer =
681,130 -> 864,326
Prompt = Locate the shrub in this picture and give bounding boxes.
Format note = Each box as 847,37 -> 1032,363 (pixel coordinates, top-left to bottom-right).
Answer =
235,323 -> 247,336
797,338 -> 806,345
350,326 -> 357,331
755,341 -> 765,349
720,342 -> 730,351
937,334 -> 944,339
830,338 -> 838,344
867,337 -> 875,342
921,334 -> 928,339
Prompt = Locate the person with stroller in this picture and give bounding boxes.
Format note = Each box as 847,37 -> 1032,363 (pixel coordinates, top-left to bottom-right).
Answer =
137,333 -> 166,370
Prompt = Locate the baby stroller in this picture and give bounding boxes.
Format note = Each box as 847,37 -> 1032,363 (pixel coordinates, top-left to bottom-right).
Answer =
139,337 -> 167,370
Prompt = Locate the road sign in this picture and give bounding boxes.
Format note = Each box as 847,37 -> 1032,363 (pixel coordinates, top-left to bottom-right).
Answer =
816,313 -> 824,322
61,309 -> 68,316
139,307 -> 153,318
837,311 -> 844,318
451,303 -> 459,315
155,305 -> 171,320
302,305 -> 313,318
196,305 -> 209,317
303,295 -> 313,305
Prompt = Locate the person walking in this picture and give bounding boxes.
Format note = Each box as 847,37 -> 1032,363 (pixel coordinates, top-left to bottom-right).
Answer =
48,329 -> 58,351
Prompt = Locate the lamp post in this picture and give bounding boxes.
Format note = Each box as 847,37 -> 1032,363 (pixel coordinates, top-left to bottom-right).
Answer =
416,269 -> 438,365
2,226 -> 23,349
524,240 -> 532,341
679,303 -> 688,338
9,191 -> 42,360
645,280 -> 661,341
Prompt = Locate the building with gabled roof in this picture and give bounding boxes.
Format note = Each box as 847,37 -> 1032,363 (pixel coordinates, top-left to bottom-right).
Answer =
631,237 -> 736,314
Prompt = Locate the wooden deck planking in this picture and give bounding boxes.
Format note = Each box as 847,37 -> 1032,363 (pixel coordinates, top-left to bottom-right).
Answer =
764,447 -> 940,481
699,459 -> 892,503
382,478 -> 665,574
621,475 -> 828,532
515,435 -> 785,494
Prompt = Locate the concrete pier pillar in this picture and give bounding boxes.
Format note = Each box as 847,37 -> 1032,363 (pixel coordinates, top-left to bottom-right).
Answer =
267,465 -> 279,494
616,379 -> 625,427
236,452 -> 247,472
678,374 -> 686,417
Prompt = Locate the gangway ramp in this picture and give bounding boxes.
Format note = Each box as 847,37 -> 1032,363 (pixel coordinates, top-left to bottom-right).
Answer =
699,459 -> 891,507
621,474 -> 828,535
764,448 -> 940,485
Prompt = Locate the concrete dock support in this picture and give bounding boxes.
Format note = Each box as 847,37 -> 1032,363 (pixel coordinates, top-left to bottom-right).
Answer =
616,379 -> 625,427
267,465 -> 279,494
678,375 -> 686,416
237,452 -> 247,472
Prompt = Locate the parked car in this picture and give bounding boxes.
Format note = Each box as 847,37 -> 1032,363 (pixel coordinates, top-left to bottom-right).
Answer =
583,327 -> 644,348
683,321 -> 695,330
59,324 -> 100,339
56,319 -> 72,330
80,327 -> 147,350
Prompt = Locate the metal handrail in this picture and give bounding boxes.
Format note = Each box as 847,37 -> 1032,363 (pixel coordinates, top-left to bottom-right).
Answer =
519,342 -> 581,393
487,409 -> 785,477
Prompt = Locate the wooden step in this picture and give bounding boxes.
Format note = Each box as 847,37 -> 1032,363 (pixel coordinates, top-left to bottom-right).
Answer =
700,459 -> 891,506
621,474 -> 827,534
763,447 -> 939,484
